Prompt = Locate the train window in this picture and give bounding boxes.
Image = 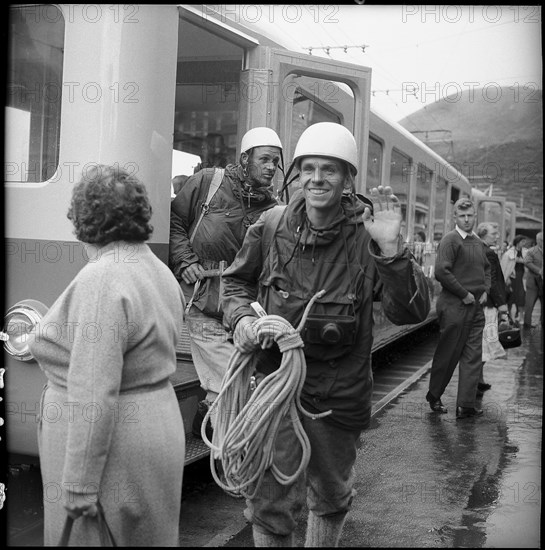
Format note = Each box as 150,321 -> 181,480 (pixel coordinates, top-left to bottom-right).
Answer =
287,79 -> 345,161
389,149 -> 411,235
415,164 -> 432,239
434,177 -> 449,242
172,17 -> 243,178
5,6 -> 64,183
505,203 -> 516,243
450,187 -> 460,204
477,199 -> 503,237
367,136 -> 382,189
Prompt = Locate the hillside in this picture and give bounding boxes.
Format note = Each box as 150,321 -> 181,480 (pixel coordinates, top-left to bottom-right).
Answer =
398,87 -> 543,217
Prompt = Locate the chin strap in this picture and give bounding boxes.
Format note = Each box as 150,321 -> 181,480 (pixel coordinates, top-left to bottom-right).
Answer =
278,160 -> 298,204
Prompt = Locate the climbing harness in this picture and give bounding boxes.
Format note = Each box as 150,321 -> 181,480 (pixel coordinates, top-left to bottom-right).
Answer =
201,290 -> 332,498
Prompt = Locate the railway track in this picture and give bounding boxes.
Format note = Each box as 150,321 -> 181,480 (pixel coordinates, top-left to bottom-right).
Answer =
6,323 -> 440,547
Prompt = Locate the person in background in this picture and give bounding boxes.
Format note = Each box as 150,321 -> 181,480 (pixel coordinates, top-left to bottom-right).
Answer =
172,174 -> 189,197
169,127 -> 282,441
415,230 -> 426,242
501,234 -> 528,326
221,122 -> 430,547
476,221 -> 508,396
426,197 -> 491,419
193,132 -> 229,173
523,231 -> 543,328
29,164 -> 185,546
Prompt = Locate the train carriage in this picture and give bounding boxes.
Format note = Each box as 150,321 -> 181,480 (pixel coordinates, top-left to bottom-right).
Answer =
4,4 -> 488,464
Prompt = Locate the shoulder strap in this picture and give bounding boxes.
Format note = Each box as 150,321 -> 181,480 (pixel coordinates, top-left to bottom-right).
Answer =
189,168 -> 225,244
261,204 -> 287,253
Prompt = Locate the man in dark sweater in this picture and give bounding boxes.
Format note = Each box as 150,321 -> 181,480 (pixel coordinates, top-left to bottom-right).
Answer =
426,198 -> 491,419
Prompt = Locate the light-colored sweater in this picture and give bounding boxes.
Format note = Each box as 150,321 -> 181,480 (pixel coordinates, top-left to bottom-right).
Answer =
29,241 -> 185,491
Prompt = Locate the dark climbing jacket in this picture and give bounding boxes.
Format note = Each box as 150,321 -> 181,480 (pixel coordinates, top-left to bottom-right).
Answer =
222,188 -> 430,430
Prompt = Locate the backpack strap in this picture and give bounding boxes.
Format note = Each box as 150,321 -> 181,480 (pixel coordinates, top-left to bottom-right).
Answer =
189,168 -> 225,245
261,205 -> 287,253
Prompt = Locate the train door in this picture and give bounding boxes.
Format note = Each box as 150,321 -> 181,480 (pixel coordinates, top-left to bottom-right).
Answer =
239,47 -> 372,195
173,9 -> 372,195
171,8 -> 259,462
172,8 -> 258,184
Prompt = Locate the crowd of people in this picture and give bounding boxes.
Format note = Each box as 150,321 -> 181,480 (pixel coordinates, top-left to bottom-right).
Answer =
500,232 -> 543,328
27,122 -> 541,547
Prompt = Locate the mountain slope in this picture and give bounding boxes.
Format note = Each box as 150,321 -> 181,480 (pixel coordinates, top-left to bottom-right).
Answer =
399,87 -> 543,216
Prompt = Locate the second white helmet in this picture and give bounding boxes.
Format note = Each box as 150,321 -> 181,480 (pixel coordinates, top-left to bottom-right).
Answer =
293,122 -> 358,175
240,127 -> 283,154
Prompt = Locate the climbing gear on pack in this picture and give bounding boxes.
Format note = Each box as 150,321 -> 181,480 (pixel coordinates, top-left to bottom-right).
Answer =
201,290 -> 331,499
184,168 -> 227,315
184,261 -> 227,315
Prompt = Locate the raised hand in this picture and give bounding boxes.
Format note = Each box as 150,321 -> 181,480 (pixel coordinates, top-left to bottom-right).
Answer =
362,186 -> 402,256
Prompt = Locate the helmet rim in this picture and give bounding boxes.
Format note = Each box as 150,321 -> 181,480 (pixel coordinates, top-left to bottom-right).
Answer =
293,122 -> 358,175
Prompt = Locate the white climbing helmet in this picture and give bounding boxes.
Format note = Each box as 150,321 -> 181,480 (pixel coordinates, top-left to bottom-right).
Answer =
240,127 -> 283,154
293,122 -> 358,175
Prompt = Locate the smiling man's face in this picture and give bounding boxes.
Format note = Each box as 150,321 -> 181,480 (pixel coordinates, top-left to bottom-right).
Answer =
300,156 -> 347,214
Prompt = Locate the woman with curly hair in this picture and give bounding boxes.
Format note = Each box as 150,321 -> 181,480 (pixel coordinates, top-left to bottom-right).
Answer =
29,164 -> 185,546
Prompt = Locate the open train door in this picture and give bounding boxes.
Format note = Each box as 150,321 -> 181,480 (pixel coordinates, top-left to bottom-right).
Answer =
237,47 -> 372,196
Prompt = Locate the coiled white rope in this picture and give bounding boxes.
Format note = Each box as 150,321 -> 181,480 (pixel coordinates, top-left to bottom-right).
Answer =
201,290 -> 332,499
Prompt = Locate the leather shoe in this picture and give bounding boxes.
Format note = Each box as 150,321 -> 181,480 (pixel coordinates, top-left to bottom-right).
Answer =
477,382 -> 491,392
476,390 -> 484,398
426,392 -> 448,413
456,406 -> 483,419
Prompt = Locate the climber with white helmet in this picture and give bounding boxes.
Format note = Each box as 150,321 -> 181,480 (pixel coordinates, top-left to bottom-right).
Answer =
221,122 -> 431,546
169,127 -> 283,442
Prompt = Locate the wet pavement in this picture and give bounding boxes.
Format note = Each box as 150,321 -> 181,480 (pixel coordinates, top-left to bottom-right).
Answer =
343,325 -> 542,548
226,313 -> 542,547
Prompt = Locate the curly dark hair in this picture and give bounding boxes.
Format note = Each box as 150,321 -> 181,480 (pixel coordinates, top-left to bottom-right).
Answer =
67,164 -> 153,244
513,234 -> 527,247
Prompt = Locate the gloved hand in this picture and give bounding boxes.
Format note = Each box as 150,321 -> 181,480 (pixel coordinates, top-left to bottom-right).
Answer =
233,316 -> 260,353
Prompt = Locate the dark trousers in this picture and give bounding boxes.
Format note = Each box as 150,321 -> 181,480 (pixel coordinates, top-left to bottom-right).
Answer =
429,291 -> 485,408
524,283 -> 543,326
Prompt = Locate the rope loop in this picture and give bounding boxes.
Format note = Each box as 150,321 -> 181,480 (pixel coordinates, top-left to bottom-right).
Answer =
201,291 -> 331,499
276,330 -> 304,353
